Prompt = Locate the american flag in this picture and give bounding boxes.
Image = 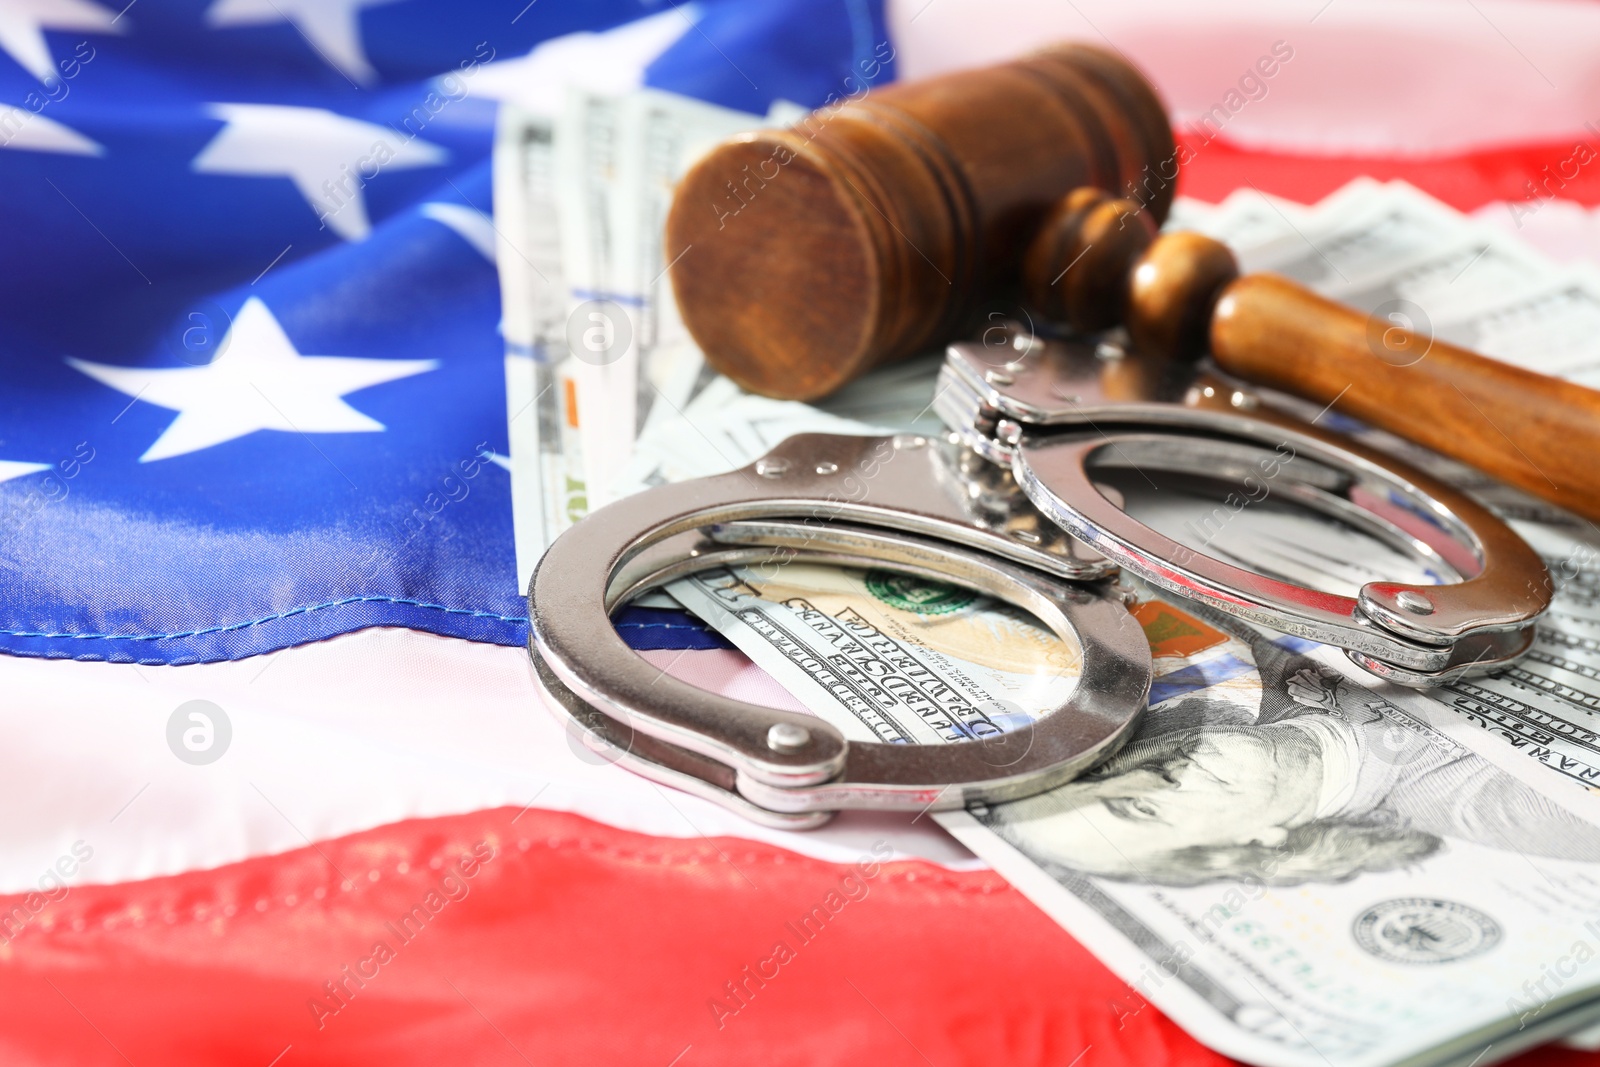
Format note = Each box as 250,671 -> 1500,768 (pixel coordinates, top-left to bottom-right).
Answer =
1,1 -> 1596,1064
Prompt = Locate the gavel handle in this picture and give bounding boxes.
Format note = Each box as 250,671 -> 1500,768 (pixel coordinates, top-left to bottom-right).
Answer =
1211,274 -> 1600,525
1022,189 -> 1600,523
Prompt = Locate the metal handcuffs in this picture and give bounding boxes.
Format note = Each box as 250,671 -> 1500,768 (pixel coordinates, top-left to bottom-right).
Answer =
934,331 -> 1549,686
528,331 -> 1551,825
530,432 -> 1152,829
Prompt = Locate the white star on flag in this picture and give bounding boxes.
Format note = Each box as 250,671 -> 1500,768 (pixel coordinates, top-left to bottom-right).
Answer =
0,105 -> 102,154
0,458 -> 50,484
191,103 -> 447,241
0,0 -> 121,83
463,9 -> 692,115
203,0 -> 405,87
67,297 -> 438,463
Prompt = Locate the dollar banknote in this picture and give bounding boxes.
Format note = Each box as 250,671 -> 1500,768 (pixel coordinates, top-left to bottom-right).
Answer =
493,89 -> 764,589
947,625 -> 1600,1067
553,88 -> 762,508
608,355 -> 950,498
663,560 -> 1089,746
492,105 -> 583,589
1202,179 -> 1600,385
673,545 -> 1600,1067
1344,447 -> 1600,796
1189,184 -> 1317,266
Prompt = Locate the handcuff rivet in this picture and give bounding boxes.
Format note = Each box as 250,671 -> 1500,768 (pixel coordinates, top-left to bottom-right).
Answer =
755,458 -> 790,478
1395,590 -> 1435,615
1011,528 -> 1042,545
766,722 -> 811,753
985,369 -> 1014,386
815,462 -> 839,475
1230,390 -> 1258,409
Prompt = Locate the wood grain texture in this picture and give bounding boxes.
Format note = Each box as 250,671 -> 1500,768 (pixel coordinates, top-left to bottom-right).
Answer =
1125,231 -> 1239,360
666,45 -> 1175,401
1023,190 -> 1157,331
1022,207 -> 1239,361
1212,274 -> 1600,523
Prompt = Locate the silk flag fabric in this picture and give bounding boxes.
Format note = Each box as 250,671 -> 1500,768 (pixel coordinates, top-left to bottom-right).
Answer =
2,1 -> 1599,1065
0,0 -> 891,663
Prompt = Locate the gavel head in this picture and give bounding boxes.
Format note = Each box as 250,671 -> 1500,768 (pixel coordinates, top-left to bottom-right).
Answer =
665,45 -> 1177,401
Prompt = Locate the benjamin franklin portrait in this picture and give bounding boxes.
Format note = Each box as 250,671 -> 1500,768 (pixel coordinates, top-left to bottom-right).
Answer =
979,609 -> 1600,887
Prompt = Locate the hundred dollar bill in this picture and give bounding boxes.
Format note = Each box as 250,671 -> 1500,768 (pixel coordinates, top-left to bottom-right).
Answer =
1435,519 -> 1600,791
555,87 -> 761,511
492,105 -> 586,590
1239,179 -> 1469,291
607,356 -> 949,498
551,89 -> 629,510
675,546 -> 1600,1067
663,561 -> 1088,745
1223,179 -> 1600,383
1433,269 -> 1600,385
493,89 -> 763,587
1191,185 -> 1319,269
943,623 -> 1600,1067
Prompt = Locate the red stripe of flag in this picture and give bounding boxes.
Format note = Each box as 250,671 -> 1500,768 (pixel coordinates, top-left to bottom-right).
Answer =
2,806 -> 1591,1066
1178,131 -> 1600,212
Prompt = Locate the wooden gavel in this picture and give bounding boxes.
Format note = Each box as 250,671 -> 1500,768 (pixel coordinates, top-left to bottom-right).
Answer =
1021,187 -> 1600,524
667,46 -> 1600,524
667,44 -> 1176,399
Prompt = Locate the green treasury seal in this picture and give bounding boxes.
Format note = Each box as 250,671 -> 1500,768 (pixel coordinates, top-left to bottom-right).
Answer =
864,569 -> 976,616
